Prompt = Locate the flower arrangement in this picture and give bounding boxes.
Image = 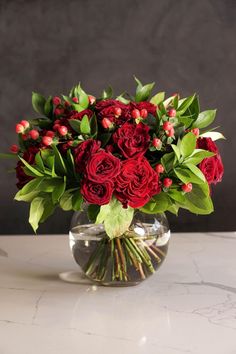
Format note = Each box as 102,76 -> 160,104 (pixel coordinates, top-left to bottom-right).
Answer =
2,78 -> 224,283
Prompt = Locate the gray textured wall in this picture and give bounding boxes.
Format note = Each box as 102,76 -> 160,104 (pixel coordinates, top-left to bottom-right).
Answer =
0,0 -> 235,234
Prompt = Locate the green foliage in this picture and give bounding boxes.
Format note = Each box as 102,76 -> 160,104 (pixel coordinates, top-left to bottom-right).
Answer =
140,193 -> 170,214
44,96 -> 53,118
179,132 -> 197,158
32,92 -> 46,115
69,119 -> 81,133
200,131 -> 226,141
80,115 -> 91,134
29,196 -> 45,233
96,198 -> 134,239
87,204 -> 100,222
101,86 -> 113,99
192,110 -> 216,129
134,76 -> 155,102
150,92 -> 165,105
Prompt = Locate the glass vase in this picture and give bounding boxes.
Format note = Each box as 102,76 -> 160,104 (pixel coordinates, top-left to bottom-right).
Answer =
69,206 -> 170,286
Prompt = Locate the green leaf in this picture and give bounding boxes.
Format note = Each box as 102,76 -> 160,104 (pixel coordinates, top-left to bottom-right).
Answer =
90,114 -> 98,138
200,131 -> 226,141
51,144 -> 67,175
101,86 -> 113,99
72,189 -> 83,211
161,152 -> 175,173
168,189 -> 186,203
40,196 -> 55,223
184,149 -> 215,165
183,163 -> 206,182
167,203 -> 179,215
192,110 -> 216,129
174,167 -> 204,184
19,157 -> 44,177
134,77 -> 155,102
69,119 -> 81,133
171,144 -> 181,161
0,153 -> 18,159
59,189 -> 76,211
184,183 -> 214,214
14,190 -> 39,202
150,92 -> 165,105
87,204 -> 100,222
116,93 -> 130,104
100,133 -> 112,147
96,198 -> 134,239
29,118 -> 52,129
35,152 -> 45,172
32,92 -> 46,115
177,95 -> 196,115
44,96 -> 53,118
180,132 -> 197,158
16,177 -> 45,196
140,192 -> 170,214
52,177 -> 66,204
76,84 -> 89,108
66,149 -> 76,177
80,115 -> 91,135
29,196 -> 45,232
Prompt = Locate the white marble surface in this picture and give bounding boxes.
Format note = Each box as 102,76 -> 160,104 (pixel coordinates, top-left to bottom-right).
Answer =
0,233 -> 236,354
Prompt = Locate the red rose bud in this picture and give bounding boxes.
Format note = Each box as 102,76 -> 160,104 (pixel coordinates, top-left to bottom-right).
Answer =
53,124 -> 60,131
88,95 -> 96,105
152,138 -> 162,148
52,96 -> 61,105
163,121 -> 173,131
140,108 -> 148,118
191,128 -> 200,137
181,183 -> 192,193
131,109 -> 140,119
58,125 -> 68,136
10,144 -> 19,154
168,108 -> 176,117
101,118 -> 113,129
163,178 -> 173,188
167,127 -> 175,137
15,123 -> 24,134
155,164 -> 164,174
46,130 -> 55,138
42,136 -> 53,146
29,129 -> 39,140
20,120 -> 30,129
114,107 -> 122,116
72,97 -> 79,103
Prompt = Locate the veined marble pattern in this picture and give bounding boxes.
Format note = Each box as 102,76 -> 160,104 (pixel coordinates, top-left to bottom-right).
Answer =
0,233 -> 235,354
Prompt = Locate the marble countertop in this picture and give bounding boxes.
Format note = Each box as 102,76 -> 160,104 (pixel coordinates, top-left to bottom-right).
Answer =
0,233 -> 236,354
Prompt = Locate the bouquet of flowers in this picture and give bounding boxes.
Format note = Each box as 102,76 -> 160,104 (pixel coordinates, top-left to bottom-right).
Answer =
2,78 -> 224,283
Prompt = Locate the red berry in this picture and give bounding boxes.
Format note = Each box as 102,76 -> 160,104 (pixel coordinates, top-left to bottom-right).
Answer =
53,96 -> 61,105
152,138 -> 162,148
140,108 -> 148,118
163,121 -> 173,131
42,136 -> 53,146
15,123 -> 24,134
67,140 -> 73,146
181,183 -> 192,193
54,108 -> 64,116
167,127 -> 175,137
10,144 -> 19,154
131,109 -> 140,119
64,100 -> 70,107
191,128 -> 200,137
163,178 -> 173,188
155,164 -> 164,174
88,95 -> 96,105
46,130 -> 55,138
114,107 -> 122,116
20,120 -> 30,129
58,125 -> 68,136
101,118 -> 113,129
29,129 -> 39,140
168,109 -> 176,117
53,124 -> 60,131
72,97 -> 79,103
21,134 -> 28,141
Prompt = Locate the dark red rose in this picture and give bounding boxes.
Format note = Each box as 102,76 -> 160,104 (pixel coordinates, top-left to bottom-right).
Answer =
113,122 -> 150,158
73,139 -> 101,172
197,137 -> 224,185
115,156 -> 160,208
81,179 -> 114,205
86,150 -> 121,183
69,109 -> 93,121
95,99 -> 130,125
130,101 -> 157,116
15,146 -> 39,189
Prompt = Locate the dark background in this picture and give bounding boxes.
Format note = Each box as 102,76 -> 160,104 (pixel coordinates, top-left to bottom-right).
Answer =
0,0 -> 235,234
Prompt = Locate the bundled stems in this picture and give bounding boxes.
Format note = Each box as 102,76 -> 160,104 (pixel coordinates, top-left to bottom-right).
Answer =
84,236 -> 167,284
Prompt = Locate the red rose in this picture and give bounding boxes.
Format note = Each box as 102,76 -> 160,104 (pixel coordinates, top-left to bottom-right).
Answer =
86,150 -> 121,182
115,156 -> 160,208
197,137 -> 224,184
113,122 -> 150,158
15,146 -> 39,189
81,179 -> 114,205
73,139 -> 101,172
130,101 -> 157,116
69,109 -> 93,121
95,99 -> 130,125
